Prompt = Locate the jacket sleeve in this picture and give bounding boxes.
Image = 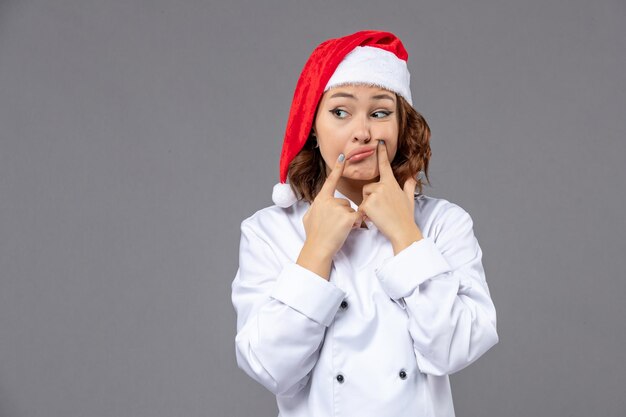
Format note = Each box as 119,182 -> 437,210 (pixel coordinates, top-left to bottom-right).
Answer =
373,203 -> 498,376
231,220 -> 346,396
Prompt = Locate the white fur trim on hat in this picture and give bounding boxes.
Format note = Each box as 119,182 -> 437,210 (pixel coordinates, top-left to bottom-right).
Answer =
324,46 -> 412,105
272,182 -> 298,207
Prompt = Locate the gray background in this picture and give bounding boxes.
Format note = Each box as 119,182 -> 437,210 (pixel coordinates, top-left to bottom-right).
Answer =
1,0 -> 624,416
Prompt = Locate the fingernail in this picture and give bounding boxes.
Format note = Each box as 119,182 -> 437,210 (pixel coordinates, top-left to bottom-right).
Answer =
379,139 -> 385,145
338,153 -> 345,162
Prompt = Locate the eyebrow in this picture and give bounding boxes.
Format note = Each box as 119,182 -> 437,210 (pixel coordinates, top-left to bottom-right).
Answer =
329,92 -> 396,102
371,94 -> 395,102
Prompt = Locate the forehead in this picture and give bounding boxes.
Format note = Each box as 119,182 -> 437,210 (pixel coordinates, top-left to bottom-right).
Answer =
322,83 -> 396,100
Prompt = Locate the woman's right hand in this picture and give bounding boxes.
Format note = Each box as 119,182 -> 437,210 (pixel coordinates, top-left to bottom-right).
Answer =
301,154 -> 363,259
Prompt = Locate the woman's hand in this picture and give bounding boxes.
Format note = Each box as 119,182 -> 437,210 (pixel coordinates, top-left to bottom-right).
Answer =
298,154 -> 361,280
301,154 -> 364,259
359,140 -> 424,254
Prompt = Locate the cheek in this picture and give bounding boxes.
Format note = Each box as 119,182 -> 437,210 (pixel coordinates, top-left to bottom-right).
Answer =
381,128 -> 399,157
390,142 -> 399,158
318,143 -> 342,171
390,124 -> 400,154
317,130 -> 345,156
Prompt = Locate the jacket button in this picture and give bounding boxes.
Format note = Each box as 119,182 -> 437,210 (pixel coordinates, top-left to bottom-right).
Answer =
340,300 -> 348,310
399,370 -> 407,380
336,374 -> 344,383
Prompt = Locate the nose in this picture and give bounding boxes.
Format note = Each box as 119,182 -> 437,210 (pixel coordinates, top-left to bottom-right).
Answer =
352,115 -> 371,143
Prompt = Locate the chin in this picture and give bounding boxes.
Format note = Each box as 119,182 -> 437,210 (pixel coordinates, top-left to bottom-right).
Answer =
344,169 -> 379,182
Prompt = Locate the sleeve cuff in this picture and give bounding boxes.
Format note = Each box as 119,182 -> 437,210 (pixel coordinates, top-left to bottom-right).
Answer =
270,262 -> 346,327
374,237 -> 452,299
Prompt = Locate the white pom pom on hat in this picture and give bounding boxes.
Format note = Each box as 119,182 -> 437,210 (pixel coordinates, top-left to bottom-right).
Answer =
272,182 -> 298,208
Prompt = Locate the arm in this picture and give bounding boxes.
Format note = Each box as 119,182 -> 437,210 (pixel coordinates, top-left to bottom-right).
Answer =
232,221 -> 346,396
374,204 -> 498,376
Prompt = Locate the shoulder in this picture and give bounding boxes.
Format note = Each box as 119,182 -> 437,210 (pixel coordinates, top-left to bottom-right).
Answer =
416,193 -> 472,222
239,200 -> 308,241
415,193 -> 475,240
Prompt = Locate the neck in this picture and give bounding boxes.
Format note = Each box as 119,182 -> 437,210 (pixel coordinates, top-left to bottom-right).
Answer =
336,176 -> 380,206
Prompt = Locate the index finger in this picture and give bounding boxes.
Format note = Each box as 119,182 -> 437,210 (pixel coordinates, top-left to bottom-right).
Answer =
377,140 -> 394,180
319,153 -> 346,197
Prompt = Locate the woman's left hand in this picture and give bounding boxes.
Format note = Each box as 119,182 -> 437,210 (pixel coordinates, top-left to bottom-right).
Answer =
359,140 -> 424,254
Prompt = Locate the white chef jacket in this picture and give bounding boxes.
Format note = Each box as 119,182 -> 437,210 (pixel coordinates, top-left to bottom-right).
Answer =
231,189 -> 498,417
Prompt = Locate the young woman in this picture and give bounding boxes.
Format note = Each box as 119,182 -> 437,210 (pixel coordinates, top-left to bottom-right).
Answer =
231,30 -> 498,417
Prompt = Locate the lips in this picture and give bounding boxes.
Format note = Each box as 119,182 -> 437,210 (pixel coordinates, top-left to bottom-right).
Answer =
346,146 -> 377,161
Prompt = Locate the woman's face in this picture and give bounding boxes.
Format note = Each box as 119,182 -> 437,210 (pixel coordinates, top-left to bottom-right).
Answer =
313,84 -> 399,183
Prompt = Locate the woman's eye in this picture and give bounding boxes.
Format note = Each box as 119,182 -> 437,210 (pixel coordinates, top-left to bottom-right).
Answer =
331,109 -> 349,118
372,110 -> 392,118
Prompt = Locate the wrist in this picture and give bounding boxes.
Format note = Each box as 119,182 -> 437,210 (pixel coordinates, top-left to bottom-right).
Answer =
302,239 -> 335,261
390,224 -> 423,255
297,240 -> 334,280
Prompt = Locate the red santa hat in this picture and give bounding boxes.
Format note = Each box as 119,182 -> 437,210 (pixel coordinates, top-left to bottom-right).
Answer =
272,30 -> 412,207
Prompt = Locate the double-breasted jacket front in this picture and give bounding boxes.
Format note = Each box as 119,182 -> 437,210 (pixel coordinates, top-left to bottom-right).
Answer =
231,189 -> 498,417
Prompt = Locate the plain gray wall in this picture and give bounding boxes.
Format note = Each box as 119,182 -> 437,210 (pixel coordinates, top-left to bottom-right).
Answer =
1,0 -> 624,416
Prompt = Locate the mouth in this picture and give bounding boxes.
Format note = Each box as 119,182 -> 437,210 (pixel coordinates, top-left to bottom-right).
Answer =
347,149 -> 376,162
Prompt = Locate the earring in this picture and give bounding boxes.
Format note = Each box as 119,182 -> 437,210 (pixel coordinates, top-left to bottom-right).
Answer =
313,141 -> 319,149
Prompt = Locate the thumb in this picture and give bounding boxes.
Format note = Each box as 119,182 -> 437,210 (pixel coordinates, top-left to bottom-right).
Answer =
351,210 -> 364,229
403,177 -> 418,205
